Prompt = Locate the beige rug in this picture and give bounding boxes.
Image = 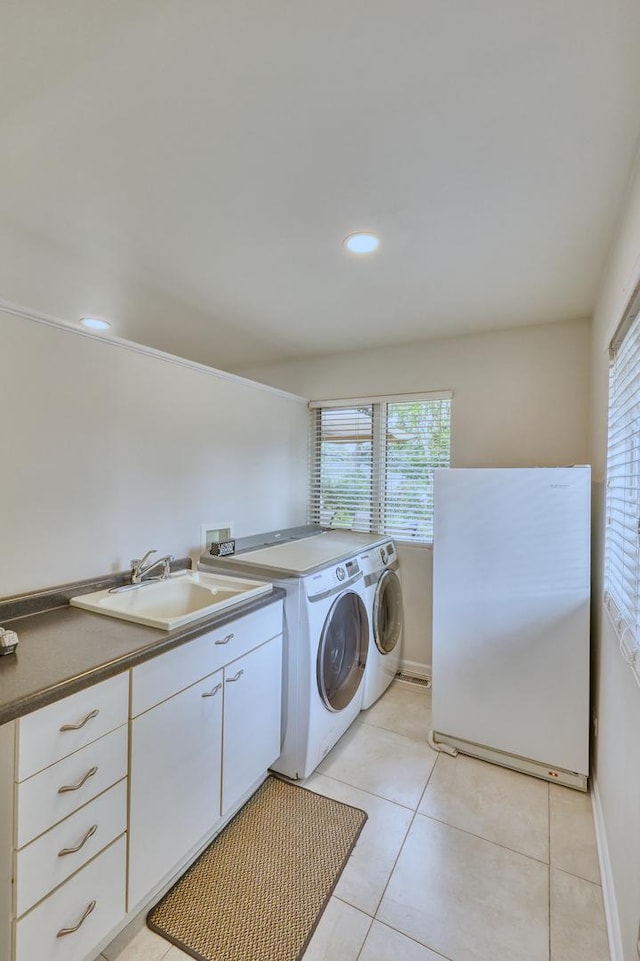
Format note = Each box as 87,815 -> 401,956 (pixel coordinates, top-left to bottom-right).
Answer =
147,776 -> 367,961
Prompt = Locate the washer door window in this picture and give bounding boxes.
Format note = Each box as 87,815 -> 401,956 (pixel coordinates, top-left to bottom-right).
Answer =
373,570 -> 403,654
317,591 -> 368,712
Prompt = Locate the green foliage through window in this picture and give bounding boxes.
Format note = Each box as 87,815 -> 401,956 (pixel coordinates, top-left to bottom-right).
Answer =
309,396 -> 451,542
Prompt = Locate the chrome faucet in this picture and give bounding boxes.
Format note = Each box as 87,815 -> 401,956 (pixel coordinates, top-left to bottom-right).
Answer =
130,550 -> 174,584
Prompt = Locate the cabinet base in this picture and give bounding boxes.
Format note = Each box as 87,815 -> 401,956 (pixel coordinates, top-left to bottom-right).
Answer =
91,771 -> 270,960
432,732 -> 588,791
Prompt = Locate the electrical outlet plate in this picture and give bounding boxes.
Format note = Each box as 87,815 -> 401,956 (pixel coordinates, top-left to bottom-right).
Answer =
200,522 -> 233,554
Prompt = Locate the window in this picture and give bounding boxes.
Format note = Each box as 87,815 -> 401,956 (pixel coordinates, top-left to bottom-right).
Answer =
605,281 -> 640,688
309,392 -> 452,543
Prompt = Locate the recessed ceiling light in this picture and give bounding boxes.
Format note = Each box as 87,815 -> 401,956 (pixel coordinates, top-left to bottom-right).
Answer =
344,232 -> 380,254
80,317 -> 111,331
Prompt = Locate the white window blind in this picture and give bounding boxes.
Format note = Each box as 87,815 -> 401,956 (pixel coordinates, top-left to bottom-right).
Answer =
605,300 -> 640,689
309,392 -> 452,543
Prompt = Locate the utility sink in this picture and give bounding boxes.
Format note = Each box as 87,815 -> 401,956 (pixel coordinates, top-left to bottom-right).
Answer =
70,571 -> 272,630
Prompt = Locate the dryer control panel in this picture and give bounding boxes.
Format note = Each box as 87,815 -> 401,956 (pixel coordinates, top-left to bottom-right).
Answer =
382,542 -> 399,564
360,541 -> 398,576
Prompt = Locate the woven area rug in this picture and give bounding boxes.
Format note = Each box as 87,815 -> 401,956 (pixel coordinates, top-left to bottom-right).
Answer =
147,776 -> 367,961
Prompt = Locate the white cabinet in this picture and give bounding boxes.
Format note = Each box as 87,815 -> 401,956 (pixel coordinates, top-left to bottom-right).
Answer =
222,636 -> 282,814
2,596 -> 283,961
128,671 -> 223,909
11,673 -> 129,961
128,599 -> 283,909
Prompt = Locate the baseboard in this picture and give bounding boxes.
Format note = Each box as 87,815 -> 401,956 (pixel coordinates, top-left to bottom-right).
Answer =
399,659 -> 431,680
591,777 -> 623,961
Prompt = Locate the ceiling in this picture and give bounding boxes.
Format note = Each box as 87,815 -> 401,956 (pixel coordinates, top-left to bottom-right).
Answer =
2,1 -> 640,371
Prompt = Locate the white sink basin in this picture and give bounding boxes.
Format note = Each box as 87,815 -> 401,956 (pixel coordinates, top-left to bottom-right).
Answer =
70,571 -> 272,630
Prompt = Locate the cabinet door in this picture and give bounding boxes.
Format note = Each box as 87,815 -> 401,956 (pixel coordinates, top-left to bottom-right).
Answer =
128,672 -> 223,910
222,636 -> 282,815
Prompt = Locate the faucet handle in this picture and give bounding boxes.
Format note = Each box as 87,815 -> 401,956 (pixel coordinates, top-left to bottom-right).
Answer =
131,549 -> 157,570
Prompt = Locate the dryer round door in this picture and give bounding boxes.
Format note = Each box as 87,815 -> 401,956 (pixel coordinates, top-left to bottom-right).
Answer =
316,591 -> 368,713
373,569 -> 403,654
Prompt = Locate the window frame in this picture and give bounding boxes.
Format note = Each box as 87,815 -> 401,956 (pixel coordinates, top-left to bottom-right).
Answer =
309,390 -> 452,545
604,276 -> 640,689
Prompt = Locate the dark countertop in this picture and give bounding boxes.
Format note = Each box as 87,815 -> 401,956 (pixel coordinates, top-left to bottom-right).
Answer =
0,566 -> 285,725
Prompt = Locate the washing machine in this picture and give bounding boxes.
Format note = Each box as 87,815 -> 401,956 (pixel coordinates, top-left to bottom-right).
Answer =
359,540 -> 404,709
199,527 -> 380,778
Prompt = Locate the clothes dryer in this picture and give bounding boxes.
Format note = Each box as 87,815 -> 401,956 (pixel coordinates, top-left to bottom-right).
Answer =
360,541 -> 404,709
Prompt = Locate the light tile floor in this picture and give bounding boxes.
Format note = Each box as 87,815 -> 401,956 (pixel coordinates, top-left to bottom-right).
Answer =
99,679 -> 610,961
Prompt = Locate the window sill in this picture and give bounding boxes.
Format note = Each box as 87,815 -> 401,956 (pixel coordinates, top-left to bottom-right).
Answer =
394,539 -> 432,550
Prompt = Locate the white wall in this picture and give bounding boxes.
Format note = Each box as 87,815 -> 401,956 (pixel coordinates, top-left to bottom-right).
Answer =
0,311 -> 309,596
589,152 -> 640,961
240,318 -> 591,673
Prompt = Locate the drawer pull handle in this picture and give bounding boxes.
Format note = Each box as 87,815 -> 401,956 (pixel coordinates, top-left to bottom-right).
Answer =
58,824 -> 98,857
215,633 -> 234,646
59,708 -> 99,732
226,669 -> 244,683
58,766 -> 98,794
202,682 -> 222,698
56,899 -> 96,937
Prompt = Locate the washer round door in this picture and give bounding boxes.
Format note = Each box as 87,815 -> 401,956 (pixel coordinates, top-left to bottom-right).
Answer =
373,569 -> 403,654
316,591 -> 368,712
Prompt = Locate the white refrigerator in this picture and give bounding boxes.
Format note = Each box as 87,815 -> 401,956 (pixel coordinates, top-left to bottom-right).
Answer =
431,467 -> 591,790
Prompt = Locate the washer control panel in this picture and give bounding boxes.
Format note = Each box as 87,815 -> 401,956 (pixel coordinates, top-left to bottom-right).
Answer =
306,557 -> 361,599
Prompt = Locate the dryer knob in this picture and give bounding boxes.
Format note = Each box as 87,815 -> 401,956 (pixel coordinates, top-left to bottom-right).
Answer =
380,548 -> 388,564
336,566 -> 346,581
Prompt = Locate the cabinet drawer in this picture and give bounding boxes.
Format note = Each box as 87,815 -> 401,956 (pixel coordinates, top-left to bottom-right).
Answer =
18,673 -> 129,781
16,779 -> 127,917
15,835 -> 126,961
131,600 -> 283,716
212,601 -> 283,674
17,725 -> 128,848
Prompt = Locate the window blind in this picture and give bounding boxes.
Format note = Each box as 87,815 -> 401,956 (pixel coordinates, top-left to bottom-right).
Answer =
309,393 -> 452,543
605,304 -> 640,688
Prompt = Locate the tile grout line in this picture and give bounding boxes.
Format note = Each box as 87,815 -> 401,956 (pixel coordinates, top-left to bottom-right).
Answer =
365,917 -> 455,961
414,752 -> 553,867
367,748 -> 554,961
313,766 -> 434,811
548,783 -> 605,887
553,866 -> 607,890
308,770 -> 419,811
160,939 -> 174,959
303,702 -> 438,960
365,749 -> 442,948
329,895 -> 374,961
413,808 -> 552,867
360,715 -> 433,743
